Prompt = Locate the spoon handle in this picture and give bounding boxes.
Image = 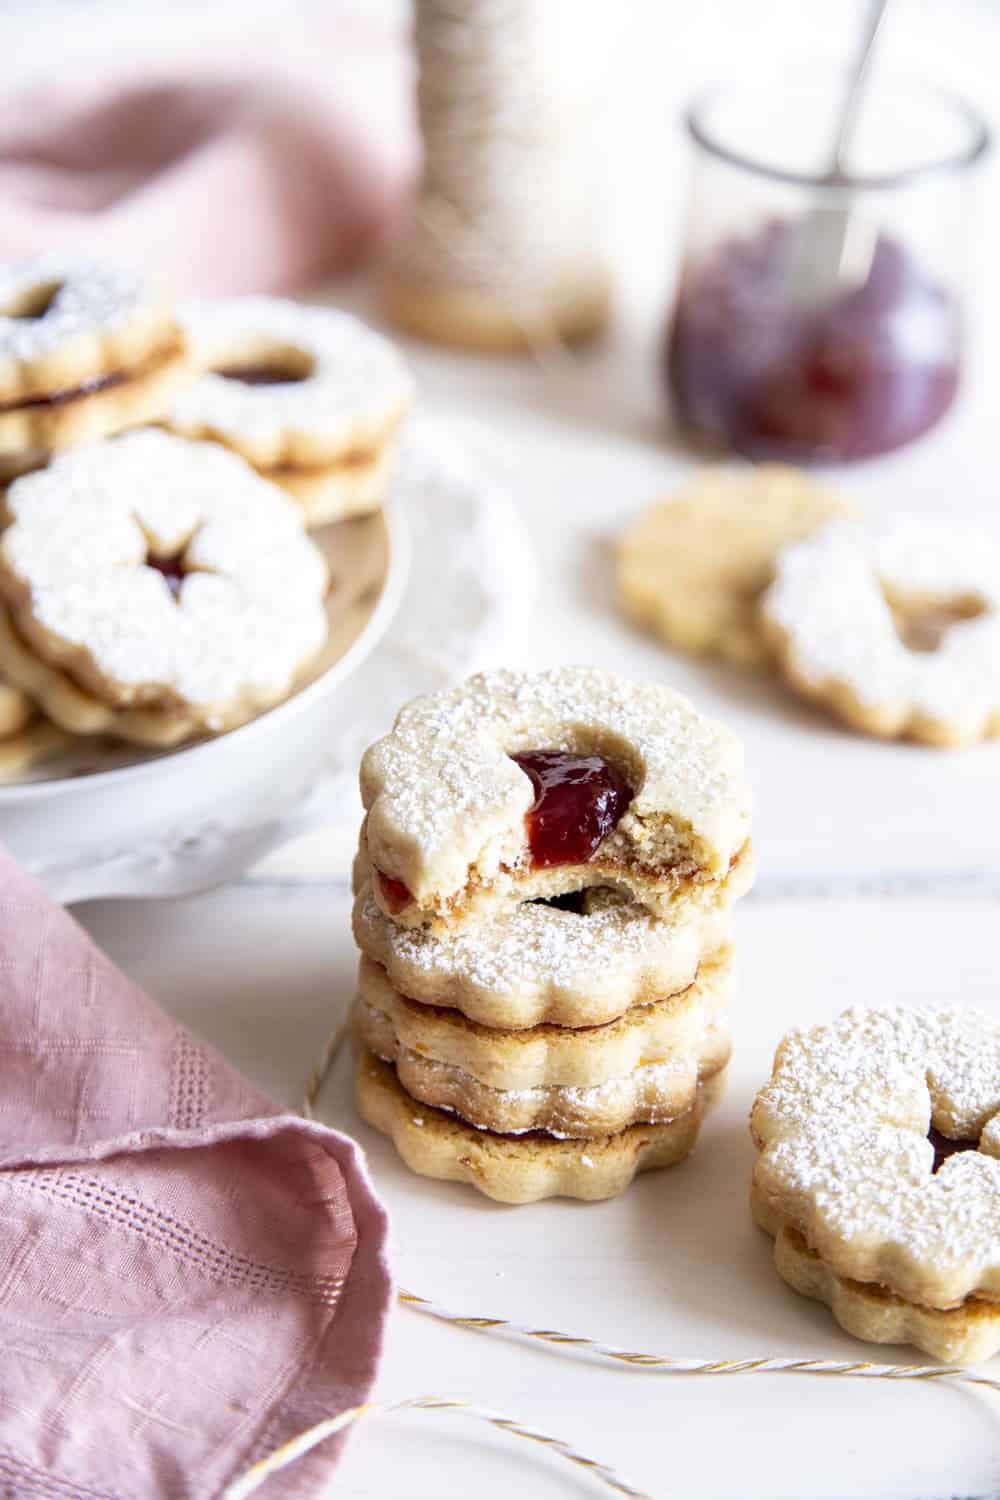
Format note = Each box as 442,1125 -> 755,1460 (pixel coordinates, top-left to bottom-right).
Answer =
831,0 -> 892,177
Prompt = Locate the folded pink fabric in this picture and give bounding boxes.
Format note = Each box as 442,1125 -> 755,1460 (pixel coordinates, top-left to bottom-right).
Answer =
0,845 -> 392,1499
0,12 -> 419,291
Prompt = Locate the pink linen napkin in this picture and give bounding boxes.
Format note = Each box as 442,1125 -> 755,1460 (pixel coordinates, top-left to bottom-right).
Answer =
0,844 -> 392,1499
0,10 -> 419,291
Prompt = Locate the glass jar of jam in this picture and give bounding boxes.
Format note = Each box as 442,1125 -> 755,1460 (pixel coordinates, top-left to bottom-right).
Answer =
665,73 -> 990,463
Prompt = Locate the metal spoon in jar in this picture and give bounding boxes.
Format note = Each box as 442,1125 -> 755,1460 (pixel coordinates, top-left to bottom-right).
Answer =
788,0 -> 892,305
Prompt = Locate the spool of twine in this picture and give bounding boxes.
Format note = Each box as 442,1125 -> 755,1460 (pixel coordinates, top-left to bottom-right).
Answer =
383,0 -> 612,352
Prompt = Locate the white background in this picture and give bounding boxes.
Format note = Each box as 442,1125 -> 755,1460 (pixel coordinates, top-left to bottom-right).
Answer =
8,2 -> 1000,1496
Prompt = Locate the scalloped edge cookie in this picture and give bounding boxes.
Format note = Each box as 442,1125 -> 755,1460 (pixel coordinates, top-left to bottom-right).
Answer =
354,944 -> 733,1089
355,1045 -> 726,1203
266,445 -> 396,527
0,601 -> 200,745
0,431 -> 329,744
167,296 -> 413,469
0,257 -> 181,402
353,963 -> 731,1138
618,465 -> 850,667
0,335 -> 191,456
760,516 -> 1000,747
755,1203 -> 1000,1366
751,1005 -> 1000,1313
352,845 -> 748,1028
360,667 -> 752,930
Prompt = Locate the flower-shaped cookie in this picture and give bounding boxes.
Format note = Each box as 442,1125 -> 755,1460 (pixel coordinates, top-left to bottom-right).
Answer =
352,846 -> 750,1028
761,517 -> 1000,746
360,667 -> 752,930
354,945 -> 732,1138
166,297 -> 413,525
0,256 -> 190,456
752,1006 -> 1000,1362
0,430 -> 329,745
356,1045 -> 727,1204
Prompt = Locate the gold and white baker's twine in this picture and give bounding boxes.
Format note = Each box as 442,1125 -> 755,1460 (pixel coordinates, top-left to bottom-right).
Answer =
227,1016 -> 1000,1496
222,1395 -> 650,1500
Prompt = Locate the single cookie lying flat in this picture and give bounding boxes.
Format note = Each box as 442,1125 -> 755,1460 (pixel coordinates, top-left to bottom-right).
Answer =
352,848 -> 748,1028
356,1045 -> 726,1203
354,946 -> 731,1137
360,667 -> 751,931
0,256 -> 190,456
0,430 -> 329,745
752,1005 -> 1000,1362
166,297 -> 413,524
761,516 -> 1000,746
617,465 -> 848,666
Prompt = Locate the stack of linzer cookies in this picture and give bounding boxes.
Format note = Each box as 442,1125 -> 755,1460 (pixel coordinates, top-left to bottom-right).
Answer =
0,253 -> 412,774
350,666 -> 754,1203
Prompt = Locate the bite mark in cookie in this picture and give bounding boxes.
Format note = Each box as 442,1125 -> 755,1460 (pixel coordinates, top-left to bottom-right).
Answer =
361,667 -> 751,931
511,749 -> 634,868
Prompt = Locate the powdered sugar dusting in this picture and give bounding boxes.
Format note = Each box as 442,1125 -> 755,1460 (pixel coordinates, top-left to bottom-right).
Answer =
390,1042 -> 693,1134
753,1006 -> 1000,1306
1,430 -> 328,710
360,666 -> 750,902
170,296 -> 414,450
0,257 -> 156,363
763,517 -> 1000,730
354,879 -> 727,1020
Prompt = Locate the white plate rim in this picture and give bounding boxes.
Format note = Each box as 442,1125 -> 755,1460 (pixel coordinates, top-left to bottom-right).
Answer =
0,493 -> 410,804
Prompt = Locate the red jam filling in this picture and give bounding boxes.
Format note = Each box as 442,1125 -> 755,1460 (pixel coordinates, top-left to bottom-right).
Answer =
148,554 -> 186,600
666,222 -> 960,464
511,750 -> 633,868
928,1126 -> 977,1174
377,870 -> 413,914
217,365 -> 307,387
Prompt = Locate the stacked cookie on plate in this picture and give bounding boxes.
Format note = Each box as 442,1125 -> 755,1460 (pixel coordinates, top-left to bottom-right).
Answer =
351,667 -> 753,1203
0,253 -> 413,773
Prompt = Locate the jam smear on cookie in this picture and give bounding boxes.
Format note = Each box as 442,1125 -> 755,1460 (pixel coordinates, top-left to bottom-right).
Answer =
148,554 -> 186,599
928,1126 -> 978,1173
511,750 -> 633,867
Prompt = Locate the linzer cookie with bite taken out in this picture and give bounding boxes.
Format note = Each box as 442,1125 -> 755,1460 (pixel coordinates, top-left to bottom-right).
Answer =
166,297 -> 413,527
0,429 -> 329,747
359,667 -> 751,933
751,1005 -> 1000,1363
0,256 -> 191,463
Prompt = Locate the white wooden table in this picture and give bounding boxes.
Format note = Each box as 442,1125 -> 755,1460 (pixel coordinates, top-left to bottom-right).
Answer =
30,0 -> 997,1493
